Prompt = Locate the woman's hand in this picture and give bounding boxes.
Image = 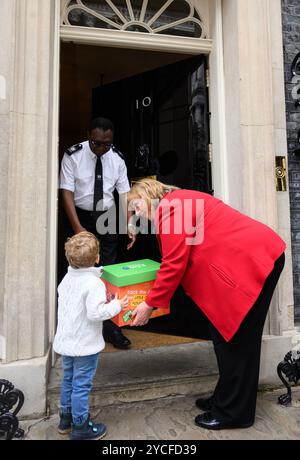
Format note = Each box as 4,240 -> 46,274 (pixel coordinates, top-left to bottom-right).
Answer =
127,224 -> 137,250
130,301 -> 153,326
127,231 -> 137,250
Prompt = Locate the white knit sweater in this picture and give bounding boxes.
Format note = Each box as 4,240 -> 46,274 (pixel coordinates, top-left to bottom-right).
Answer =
53,266 -> 121,356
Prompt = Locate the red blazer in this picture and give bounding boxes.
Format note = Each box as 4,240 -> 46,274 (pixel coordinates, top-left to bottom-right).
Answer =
146,189 -> 286,342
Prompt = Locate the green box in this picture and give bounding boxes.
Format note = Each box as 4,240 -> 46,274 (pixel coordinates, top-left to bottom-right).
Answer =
101,259 -> 161,287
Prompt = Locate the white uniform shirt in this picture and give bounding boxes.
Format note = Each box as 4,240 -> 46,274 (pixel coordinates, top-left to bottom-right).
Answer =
53,266 -> 121,356
60,141 -> 130,211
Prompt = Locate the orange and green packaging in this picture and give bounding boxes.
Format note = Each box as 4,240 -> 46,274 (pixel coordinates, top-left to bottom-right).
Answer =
101,259 -> 170,327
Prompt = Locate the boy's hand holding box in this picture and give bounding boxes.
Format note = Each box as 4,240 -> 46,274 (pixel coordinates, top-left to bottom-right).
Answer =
101,259 -> 170,327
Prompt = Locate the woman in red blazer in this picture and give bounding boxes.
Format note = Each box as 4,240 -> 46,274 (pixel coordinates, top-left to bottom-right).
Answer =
128,179 -> 286,430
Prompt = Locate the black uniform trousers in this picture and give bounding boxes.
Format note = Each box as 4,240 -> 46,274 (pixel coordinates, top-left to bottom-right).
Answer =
75,207 -> 118,267
208,252 -> 285,425
65,206 -> 121,336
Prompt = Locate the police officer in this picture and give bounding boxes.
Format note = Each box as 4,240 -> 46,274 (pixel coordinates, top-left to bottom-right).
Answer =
60,117 -> 134,349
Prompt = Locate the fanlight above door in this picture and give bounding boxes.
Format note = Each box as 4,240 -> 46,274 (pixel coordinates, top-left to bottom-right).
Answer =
61,0 -> 207,38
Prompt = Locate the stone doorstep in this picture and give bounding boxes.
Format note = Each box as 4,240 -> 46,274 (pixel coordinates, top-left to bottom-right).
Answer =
47,335 -> 296,415
47,342 -> 219,415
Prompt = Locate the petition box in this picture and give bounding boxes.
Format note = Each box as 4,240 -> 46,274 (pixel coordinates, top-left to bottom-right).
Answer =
101,259 -> 169,327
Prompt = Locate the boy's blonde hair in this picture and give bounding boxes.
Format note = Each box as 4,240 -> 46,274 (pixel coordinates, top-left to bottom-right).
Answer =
127,178 -> 179,208
65,232 -> 100,269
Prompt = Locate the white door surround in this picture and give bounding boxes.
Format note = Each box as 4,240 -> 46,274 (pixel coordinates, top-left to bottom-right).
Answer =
50,0 -> 227,343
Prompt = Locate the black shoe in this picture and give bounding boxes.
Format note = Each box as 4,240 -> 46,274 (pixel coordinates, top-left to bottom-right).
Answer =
57,411 -> 72,434
103,328 -> 131,349
194,412 -> 253,430
195,396 -> 213,411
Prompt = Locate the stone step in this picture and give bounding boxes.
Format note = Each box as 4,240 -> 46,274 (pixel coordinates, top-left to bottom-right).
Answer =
47,341 -> 219,414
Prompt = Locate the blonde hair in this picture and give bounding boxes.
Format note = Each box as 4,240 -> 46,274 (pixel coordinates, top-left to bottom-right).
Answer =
65,232 -> 99,269
127,179 -> 179,208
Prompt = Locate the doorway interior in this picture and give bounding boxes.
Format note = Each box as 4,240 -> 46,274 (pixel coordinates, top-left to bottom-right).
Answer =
58,42 -> 212,351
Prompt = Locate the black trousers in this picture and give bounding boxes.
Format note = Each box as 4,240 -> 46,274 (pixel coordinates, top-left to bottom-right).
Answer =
208,253 -> 285,425
64,207 -> 121,335
74,207 -> 119,266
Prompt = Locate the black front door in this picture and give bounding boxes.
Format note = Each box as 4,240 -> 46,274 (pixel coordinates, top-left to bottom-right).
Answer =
92,55 -> 212,339
92,55 -> 212,192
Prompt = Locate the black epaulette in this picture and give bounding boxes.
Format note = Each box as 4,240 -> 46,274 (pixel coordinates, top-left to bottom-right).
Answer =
65,143 -> 83,156
112,146 -> 125,160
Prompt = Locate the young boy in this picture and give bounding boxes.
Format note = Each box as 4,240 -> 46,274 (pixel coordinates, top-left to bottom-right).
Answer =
53,231 -> 128,440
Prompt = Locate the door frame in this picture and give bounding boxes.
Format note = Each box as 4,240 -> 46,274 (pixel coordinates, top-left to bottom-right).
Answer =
49,0 -> 228,343
60,25 -> 213,54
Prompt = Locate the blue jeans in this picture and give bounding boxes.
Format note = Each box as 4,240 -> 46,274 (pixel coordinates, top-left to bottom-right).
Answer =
60,353 -> 99,425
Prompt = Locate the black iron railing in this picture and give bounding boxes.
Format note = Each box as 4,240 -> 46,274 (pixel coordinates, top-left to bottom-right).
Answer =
0,379 -> 25,440
277,351 -> 300,406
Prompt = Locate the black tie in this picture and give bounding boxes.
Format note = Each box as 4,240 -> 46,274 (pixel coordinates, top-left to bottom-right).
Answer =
93,155 -> 103,212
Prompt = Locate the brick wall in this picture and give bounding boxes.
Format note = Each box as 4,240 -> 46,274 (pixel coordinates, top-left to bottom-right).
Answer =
282,0 -> 300,321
